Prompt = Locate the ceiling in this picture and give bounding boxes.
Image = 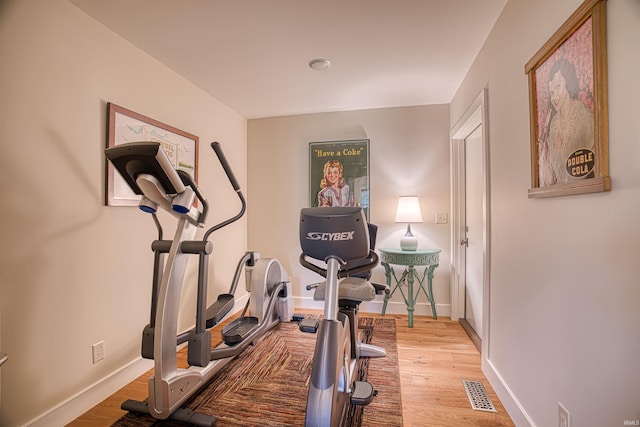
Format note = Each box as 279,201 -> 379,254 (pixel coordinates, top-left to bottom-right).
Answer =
70,0 -> 508,119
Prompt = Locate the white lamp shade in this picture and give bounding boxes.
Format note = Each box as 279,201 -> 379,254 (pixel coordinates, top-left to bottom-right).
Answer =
394,196 -> 423,223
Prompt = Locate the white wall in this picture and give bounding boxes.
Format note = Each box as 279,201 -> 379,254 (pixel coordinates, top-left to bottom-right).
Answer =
247,105 -> 451,316
450,0 -> 640,426
0,1 -> 248,425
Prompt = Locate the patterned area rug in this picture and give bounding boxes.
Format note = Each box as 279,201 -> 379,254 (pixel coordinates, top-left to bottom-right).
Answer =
113,317 -> 402,426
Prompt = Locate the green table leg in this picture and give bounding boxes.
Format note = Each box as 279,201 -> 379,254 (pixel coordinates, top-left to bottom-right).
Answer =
414,264 -> 438,320
426,265 -> 438,319
381,262 -> 392,316
381,292 -> 390,315
407,266 -> 415,328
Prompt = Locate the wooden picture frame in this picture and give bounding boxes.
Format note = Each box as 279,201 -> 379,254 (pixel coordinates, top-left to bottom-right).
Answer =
309,139 -> 370,219
105,103 -> 199,206
525,0 -> 610,198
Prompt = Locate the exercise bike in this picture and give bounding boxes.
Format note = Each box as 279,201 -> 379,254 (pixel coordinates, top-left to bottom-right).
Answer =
105,141 -> 292,426
299,206 -> 387,427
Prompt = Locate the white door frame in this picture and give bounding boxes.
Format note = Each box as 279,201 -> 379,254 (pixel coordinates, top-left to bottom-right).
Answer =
450,89 -> 491,357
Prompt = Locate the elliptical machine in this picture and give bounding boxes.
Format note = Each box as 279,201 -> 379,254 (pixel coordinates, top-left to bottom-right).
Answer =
105,141 -> 291,426
299,207 -> 387,427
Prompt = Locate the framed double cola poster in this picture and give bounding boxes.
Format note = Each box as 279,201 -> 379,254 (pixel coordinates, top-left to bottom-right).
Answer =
525,0 -> 610,198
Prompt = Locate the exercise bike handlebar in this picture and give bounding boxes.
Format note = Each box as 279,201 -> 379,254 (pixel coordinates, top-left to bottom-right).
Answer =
299,250 -> 379,279
203,142 -> 246,241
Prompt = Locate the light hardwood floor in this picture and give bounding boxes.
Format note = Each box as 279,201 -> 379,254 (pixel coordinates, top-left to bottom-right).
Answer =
69,312 -> 514,426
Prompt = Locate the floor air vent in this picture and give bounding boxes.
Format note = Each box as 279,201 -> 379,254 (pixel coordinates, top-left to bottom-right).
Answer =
462,380 -> 497,412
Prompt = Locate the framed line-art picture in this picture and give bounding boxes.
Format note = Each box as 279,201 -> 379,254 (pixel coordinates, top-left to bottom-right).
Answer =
105,103 -> 199,206
309,139 -> 370,219
525,0 -> 610,198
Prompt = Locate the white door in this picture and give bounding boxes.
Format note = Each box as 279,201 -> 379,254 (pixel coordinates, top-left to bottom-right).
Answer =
464,125 -> 484,338
450,89 -> 490,354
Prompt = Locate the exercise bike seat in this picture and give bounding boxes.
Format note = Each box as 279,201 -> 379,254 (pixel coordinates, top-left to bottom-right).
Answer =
308,221 -> 385,303
312,277 -> 376,302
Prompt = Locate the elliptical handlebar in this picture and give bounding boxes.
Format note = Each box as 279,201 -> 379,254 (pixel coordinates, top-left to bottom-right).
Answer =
211,141 -> 241,191
104,140 -> 246,241
203,142 -> 247,241
176,170 -> 209,225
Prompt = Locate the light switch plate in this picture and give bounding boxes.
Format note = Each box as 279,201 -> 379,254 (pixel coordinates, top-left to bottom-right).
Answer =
435,212 -> 448,224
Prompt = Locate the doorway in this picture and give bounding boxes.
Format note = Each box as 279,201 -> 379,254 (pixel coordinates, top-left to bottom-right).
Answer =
450,89 -> 490,354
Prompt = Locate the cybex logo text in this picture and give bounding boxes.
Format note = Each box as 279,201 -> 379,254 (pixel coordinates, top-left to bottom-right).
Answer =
306,231 -> 355,241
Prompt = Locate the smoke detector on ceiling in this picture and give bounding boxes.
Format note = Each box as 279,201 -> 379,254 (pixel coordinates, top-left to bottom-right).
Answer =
308,58 -> 331,71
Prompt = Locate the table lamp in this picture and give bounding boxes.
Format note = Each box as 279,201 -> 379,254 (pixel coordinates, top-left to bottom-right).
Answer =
395,196 -> 423,251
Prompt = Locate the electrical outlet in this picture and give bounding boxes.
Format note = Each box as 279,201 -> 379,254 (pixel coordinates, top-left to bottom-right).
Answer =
435,212 -> 448,224
558,402 -> 570,427
92,341 -> 105,364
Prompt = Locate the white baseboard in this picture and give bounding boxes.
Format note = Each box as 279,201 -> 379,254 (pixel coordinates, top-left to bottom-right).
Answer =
482,358 -> 536,427
26,357 -> 152,427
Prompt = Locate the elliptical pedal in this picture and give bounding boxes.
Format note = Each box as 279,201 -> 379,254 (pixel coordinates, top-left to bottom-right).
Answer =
298,317 -> 320,333
206,293 -> 235,328
350,381 -> 376,406
221,316 -> 259,345
121,400 -> 216,427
